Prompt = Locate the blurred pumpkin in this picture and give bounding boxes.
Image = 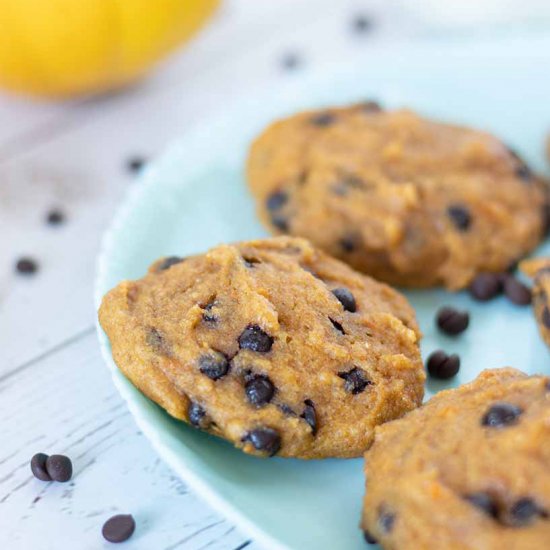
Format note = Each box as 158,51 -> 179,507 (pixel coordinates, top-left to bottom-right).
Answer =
0,0 -> 219,98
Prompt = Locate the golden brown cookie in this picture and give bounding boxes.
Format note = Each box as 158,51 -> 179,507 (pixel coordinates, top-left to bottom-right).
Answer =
521,257 -> 550,347
247,103 -> 548,289
361,368 -> 550,550
98,237 -> 424,459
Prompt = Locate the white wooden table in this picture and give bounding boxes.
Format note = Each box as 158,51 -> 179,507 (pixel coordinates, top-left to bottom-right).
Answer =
1,2 -> 543,548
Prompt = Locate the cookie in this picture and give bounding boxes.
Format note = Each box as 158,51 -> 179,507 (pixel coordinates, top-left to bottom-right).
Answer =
361,368 -> 550,549
521,257 -> 550,347
98,237 -> 424,459
247,104 -> 548,289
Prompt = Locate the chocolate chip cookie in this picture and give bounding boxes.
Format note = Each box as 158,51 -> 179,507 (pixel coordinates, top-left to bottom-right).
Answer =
361,368 -> 550,549
247,103 -> 548,289
98,237 -> 424,458
521,257 -> 550,348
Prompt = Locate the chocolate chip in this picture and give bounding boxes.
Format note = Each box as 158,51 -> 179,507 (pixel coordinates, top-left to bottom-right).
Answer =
447,205 -> 471,230
332,288 -> 357,312
481,402 -> 522,428
242,428 -> 281,456
508,498 -> 545,526
352,14 -> 373,33
469,273 -> 502,301
198,352 -> 229,380
243,256 -> 261,268
46,209 -> 65,225
188,402 -> 210,429
339,235 -> 357,252
542,307 -> 550,328
436,306 -> 469,335
245,375 -> 275,407
30,453 -> 52,481
361,100 -> 382,113
379,510 -> 395,533
102,514 -> 136,543
156,256 -> 184,271
301,400 -> 317,435
127,156 -> 146,173
464,492 -> 499,518
311,112 -> 335,127
363,530 -> 378,544
426,350 -> 460,379
329,318 -> 346,334
278,403 -> 296,416
238,325 -> 274,353
202,300 -> 218,323
281,52 -> 301,70
271,214 -> 289,232
503,276 -> 531,306
45,455 -> 72,482
266,190 -> 288,211
16,257 -> 38,275
338,367 -> 371,394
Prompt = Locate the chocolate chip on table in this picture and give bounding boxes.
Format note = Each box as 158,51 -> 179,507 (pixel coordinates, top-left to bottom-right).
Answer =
198,352 -> 229,380
102,514 -> 136,543
45,455 -> 72,482
245,375 -> 275,407
363,530 -> 378,544
508,498 -> 547,526
426,350 -> 460,379
188,402 -> 210,429
281,52 -> 301,70
332,288 -> 357,312
310,112 -> 336,127
127,156 -> 146,173
301,400 -> 317,435
469,273 -> 502,301
242,428 -> 281,456
481,402 -> 523,428
238,325 -> 274,353
436,306 -> 469,335
16,257 -> 38,275
447,205 -> 472,230
502,276 -> 531,306
338,367 -> 371,394
46,209 -> 65,226
464,492 -> 499,518
156,256 -> 184,271
329,318 -> 346,334
30,453 -> 52,481
352,14 -> 373,34
266,190 -> 288,211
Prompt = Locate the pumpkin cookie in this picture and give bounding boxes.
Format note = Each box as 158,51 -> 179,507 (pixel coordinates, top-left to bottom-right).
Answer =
98,237 -> 424,459
247,103 -> 548,289
361,368 -> 550,549
521,257 -> 550,348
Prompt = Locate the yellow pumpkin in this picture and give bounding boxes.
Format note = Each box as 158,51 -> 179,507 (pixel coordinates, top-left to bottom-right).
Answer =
0,0 -> 219,98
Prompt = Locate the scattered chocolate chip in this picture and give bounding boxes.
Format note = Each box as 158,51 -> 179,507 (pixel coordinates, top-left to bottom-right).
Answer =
469,273 -> 502,301
311,112 -> 335,127
503,276 -> 531,306
46,209 -> 65,226
338,367 -> 371,394
301,400 -> 317,435
363,530 -> 378,544
464,492 -> 499,518
339,235 -> 356,253
188,402 -> 210,429
482,402 -> 522,428
266,190 -> 288,211
271,214 -> 289,232
379,510 -> 395,533
102,514 -> 136,543
542,307 -> 550,328
352,14 -> 373,33
243,256 -> 261,268
508,498 -> 545,526
45,455 -> 72,482
436,306 -> 469,335
361,100 -> 382,113
245,375 -> 275,407
127,156 -> 146,173
156,256 -> 184,271
332,288 -> 357,312
242,428 -> 281,456
15,257 -> 38,275
30,453 -> 52,481
198,352 -> 229,380
426,350 -> 460,379
281,52 -> 301,70
329,318 -> 346,334
447,205 -> 472,230
239,325 -> 274,353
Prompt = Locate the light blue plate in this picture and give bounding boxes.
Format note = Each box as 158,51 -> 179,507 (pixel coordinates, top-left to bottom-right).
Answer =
95,36 -> 550,550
